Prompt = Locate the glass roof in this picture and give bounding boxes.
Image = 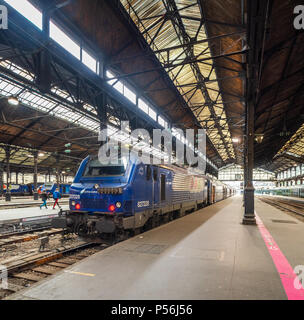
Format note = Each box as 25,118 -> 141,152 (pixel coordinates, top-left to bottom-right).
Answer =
120,0 -> 235,162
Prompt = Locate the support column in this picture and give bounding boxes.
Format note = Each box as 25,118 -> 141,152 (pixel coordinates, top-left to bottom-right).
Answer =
0,163 -> 3,198
33,151 -> 39,200
243,133 -> 247,207
15,171 -> 19,184
36,3 -> 51,93
5,147 -> 11,202
243,101 -> 256,225
56,156 -> 60,191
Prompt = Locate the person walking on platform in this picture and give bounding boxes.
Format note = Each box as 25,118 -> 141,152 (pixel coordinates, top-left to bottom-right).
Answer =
40,190 -> 48,209
52,188 -> 62,210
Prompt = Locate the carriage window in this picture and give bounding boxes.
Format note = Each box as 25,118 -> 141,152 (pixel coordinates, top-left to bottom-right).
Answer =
161,174 -> 166,201
146,165 -> 152,180
153,168 -> 158,181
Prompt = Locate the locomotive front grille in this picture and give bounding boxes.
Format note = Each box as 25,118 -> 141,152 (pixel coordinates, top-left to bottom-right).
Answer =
81,199 -> 107,209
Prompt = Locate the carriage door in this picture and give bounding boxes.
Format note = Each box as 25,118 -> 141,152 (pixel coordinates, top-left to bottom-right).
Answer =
160,174 -> 166,202
153,167 -> 159,207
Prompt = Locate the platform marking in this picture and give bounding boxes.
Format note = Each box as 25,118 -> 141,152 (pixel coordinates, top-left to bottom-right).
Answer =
64,270 -> 95,277
255,213 -> 304,300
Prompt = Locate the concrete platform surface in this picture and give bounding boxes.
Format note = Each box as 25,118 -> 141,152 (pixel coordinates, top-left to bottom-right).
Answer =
0,204 -> 69,222
8,196 -> 304,300
0,197 -> 69,206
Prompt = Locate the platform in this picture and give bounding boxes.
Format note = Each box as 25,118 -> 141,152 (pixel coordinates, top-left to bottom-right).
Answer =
0,204 -> 69,222
8,196 -> 304,300
0,197 -> 69,209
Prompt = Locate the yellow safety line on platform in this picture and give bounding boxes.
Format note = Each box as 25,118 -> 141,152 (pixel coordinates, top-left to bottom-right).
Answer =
64,270 -> 95,277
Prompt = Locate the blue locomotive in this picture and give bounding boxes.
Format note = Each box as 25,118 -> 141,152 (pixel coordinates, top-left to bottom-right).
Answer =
52,154 -> 233,239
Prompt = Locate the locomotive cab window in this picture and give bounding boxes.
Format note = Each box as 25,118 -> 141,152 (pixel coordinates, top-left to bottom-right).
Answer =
161,174 -> 166,201
83,157 -> 127,177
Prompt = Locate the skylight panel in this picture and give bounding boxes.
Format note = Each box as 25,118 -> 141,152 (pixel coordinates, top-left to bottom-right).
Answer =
50,21 -> 81,60
106,71 -> 116,85
0,81 -> 9,91
124,86 -> 136,104
113,80 -> 124,94
138,98 -> 149,114
82,50 -> 97,73
5,0 -> 42,30
148,108 -> 157,121
158,116 -> 165,127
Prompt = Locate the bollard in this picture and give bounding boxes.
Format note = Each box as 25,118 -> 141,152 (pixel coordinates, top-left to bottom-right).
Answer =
5,192 -> 11,202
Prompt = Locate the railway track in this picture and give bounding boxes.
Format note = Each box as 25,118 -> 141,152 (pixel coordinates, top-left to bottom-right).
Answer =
258,196 -> 304,218
0,240 -> 108,299
0,199 -> 228,300
0,228 -> 63,247
0,214 -> 60,236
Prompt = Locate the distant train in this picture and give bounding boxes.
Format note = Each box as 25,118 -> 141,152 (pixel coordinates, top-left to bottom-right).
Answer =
2,183 -> 43,196
52,154 -> 234,240
41,183 -> 71,195
2,183 -> 70,196
256,186 -> 304,198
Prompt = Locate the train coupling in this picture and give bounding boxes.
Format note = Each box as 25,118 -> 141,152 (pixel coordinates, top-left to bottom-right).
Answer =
51,210 -> 72,229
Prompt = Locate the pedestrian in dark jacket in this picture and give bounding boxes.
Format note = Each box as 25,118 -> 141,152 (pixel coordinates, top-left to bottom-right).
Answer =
52,188 -> 62,210
40,191 -> 48,209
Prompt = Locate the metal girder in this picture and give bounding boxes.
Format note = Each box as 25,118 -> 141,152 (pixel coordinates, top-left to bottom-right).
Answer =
274,153 -> 304,164
0,0 -> 223,173
108,31 -> 245,64
160,0 -> 233,161
0,17 -> 163,138
106,49 -> 247,81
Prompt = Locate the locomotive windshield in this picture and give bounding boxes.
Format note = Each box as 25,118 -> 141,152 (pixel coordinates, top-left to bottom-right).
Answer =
83,158 -> 127,177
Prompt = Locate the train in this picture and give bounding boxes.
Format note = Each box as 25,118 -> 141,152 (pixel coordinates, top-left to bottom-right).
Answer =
256,186 -> 304,198
1,183 -> 71,196
52,154 -> 234,240
2,183 -> 43,196
40,183 -> 71,195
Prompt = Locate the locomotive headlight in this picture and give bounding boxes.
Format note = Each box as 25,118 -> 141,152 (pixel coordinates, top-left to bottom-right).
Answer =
94,184 -> 99,189
71,201 -> 76,206
116,202 -> 122,208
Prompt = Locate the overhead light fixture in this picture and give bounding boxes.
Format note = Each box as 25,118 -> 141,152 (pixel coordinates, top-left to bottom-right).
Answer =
255,134 -> 264,144
27,154 -> 34,158
232,138 -> 239,143
7,96 -> 19,106
38,153 -> 45,157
